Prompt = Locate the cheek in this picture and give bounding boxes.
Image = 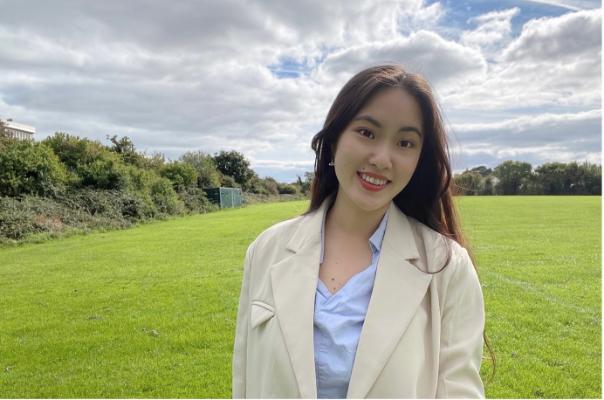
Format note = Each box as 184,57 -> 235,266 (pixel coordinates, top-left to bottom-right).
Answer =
395,153 -> 422,178
334,136 -> 358,162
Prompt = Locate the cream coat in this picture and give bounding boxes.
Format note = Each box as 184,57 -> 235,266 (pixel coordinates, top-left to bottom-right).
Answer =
232,196 -> 485,398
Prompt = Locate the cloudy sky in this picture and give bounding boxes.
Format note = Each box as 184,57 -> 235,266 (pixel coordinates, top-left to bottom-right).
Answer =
0,0 -> 601,182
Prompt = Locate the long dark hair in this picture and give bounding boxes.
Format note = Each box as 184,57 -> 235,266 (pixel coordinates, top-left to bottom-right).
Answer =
305,64 -> 466,245
303,64 -> 495,382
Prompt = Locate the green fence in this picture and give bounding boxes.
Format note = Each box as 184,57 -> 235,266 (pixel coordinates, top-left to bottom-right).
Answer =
202,187 -> 242,208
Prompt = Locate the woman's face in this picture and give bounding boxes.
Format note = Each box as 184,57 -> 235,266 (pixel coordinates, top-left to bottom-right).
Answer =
332,88 -> 424,213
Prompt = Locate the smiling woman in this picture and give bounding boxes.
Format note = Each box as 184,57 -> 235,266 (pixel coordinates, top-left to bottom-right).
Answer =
232,64 -> 493,398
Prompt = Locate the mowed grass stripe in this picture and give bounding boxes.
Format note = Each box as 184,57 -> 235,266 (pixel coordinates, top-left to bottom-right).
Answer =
0,196 -> 600,398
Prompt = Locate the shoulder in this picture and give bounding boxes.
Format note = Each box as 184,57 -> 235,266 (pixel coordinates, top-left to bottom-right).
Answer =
246,213 -> 306,258
405,215 -> 474,280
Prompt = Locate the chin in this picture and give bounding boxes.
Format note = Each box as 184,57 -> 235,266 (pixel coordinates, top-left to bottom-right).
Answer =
353,194 -> 392,213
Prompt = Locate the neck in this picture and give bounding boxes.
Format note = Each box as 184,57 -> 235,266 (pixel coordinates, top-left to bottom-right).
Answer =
325,191 -> 389,240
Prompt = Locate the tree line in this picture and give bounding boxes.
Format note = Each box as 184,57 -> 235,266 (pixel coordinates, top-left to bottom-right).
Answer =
0,130 -> 311,199
453,161 -> 601,195
0,128 -> 310,242
0,124 -> 600,243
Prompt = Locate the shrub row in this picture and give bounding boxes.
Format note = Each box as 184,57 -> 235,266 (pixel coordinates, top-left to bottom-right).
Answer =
0,133 -> 301,244
0,188 -> 219,243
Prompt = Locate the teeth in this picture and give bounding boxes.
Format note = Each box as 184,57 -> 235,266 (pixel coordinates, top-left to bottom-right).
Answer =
360,173 -> 387,186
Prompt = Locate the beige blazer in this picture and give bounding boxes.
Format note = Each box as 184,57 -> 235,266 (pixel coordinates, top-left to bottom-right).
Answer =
232,196 -> 485,398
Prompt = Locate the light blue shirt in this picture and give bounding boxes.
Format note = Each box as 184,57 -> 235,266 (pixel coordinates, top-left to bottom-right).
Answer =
314,207 -> 390,399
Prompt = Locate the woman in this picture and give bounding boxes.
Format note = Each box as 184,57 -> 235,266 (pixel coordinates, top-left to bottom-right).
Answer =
232,64 -> 487,398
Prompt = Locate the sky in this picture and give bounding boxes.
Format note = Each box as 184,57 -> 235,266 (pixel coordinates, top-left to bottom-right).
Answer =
0,0 -> 601,183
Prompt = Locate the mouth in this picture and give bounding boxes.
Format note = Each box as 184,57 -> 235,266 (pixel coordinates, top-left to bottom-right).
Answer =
357,172 -> 390,192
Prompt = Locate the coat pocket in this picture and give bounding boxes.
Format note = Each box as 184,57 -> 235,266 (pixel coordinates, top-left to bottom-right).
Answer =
250,300 -> 275,329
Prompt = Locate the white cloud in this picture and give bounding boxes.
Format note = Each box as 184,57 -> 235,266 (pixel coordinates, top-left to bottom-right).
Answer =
503,8 -> 601,61
315,30 -> 487,90
452,108 -> 600,132
0,0 -> 600,182
449,109 -> 601,170
461,8 -> 520,55
444,9 -> 601,111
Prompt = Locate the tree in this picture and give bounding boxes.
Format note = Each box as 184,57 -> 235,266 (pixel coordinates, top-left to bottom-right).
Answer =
481,175 -> 496,195
493,160 -> 532,195
106,134 -> 145,167
469,166 -> 493,177
180,150 -> 221,188
519,174 -> 540,195
296,171 -> 314,195
212,150 -> 256,190
581,162 -> 601,195
563,161 -> 601,195
534,162 -> 567,195
533,162 -> 601,195
453,171 -> 483,195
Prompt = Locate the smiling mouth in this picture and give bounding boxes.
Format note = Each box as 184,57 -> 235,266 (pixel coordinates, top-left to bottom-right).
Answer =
357,172 -> 390,191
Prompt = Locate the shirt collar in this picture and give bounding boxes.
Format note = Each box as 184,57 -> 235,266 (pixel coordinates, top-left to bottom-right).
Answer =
369,210 -> 389,253
320,202 -> 391,263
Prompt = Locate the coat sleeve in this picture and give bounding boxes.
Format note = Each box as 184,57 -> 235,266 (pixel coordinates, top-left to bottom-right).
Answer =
436,245 -> 485,398
232,241 -> 256,399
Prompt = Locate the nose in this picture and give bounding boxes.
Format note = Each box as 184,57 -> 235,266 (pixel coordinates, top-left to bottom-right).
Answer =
368,143 -> 393,171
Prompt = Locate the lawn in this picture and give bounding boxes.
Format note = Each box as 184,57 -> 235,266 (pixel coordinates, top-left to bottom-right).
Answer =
0,196 -> 600,398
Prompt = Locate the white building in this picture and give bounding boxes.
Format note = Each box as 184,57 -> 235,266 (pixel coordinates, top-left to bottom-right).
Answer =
1,118 -> 36,140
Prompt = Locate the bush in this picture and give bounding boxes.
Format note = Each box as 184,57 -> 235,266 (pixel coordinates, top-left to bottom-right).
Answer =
0,197 -> 39,239
0,140 -> 68,197
125,166 -> 156,191
150,178 -> 184,215
161,161 -> 198,190
177,187 -> 218,213
180,151 -> 221,188
56,188 -> 153,221
0,195 -> 133,242
278,183 -> 298,195
76,155 -> 128,190
123,166 -> 184,216
43,132 -> 129,190
220,174 -> 240,188
260,177 -> 279,196
42,132 -> 89,170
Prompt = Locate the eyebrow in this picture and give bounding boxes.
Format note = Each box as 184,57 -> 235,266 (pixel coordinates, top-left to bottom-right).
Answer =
352,115 -> 422,138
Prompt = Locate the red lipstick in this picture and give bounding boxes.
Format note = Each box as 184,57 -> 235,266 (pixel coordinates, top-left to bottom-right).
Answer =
357,172 -> 389,192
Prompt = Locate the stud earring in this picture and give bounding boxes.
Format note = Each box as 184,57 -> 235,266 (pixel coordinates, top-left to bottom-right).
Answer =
328,161 -> 335,166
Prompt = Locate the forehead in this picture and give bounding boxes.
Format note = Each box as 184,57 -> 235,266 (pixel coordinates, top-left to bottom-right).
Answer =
355,88 -> 423,128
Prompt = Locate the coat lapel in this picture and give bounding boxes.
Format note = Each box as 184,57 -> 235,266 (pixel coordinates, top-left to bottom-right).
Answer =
269,195 -> 334,398
346,202 -> 433,398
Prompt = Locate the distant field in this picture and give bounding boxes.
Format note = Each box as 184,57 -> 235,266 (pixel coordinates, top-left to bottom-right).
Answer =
0,196 -> 600,398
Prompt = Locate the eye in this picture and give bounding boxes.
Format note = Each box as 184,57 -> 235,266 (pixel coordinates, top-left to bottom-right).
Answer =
357,128 -> 374,139
399,140 -> 414,148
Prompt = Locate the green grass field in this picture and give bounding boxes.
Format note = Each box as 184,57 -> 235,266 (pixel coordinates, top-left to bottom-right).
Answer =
0,196 -> 600,398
